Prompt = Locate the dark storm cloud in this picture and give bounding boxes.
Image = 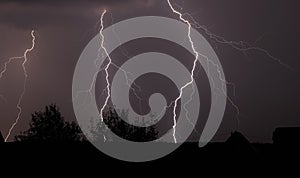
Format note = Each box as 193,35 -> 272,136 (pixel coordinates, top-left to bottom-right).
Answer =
0,0 -> 155,29
0,0 -> 299,142
0,0 -> 141,5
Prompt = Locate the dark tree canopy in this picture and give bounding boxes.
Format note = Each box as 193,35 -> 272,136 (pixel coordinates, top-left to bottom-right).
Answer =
91,108 -> 158,142
15,104 -> 84,142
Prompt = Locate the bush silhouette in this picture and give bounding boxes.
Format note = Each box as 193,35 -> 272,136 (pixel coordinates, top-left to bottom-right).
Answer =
15,104 -> 84,142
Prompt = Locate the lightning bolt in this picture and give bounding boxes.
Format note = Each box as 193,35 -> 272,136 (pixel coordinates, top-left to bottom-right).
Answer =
167,0 -> 291,141
180,10 -> 292,131
74,10 -> 144,141
98,9 -> 139,142
176,9 -> 292,131
0,30 -> 36,142
181,12 -> 291,70
167,0 -> 200,143
167,0 -> 244,143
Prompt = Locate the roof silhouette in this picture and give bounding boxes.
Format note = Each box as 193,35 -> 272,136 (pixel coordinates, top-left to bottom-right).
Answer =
225,131 -> 255,155
273,127 -> 300,145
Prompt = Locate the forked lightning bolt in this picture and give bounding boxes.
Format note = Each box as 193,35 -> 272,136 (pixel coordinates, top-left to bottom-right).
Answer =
73,10 -> 110,142
95,2 -> 240,143
167,0 -> 199,143
180,9 -> 291,130
167,0 -> 290,141
74,10 -> 143,141
87,1 -> 284,144
97,9 -> 112,142
180,12 -> 291,70
98,10 -> 141,141
0,30 -> 36,142
167,0 -> 244,143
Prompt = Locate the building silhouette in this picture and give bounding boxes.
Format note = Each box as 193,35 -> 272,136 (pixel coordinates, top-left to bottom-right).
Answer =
273,127 -> 300,145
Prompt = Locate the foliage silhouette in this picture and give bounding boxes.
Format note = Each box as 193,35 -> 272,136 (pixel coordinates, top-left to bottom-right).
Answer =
15,104 -> 84,142
91,108 -> 158,142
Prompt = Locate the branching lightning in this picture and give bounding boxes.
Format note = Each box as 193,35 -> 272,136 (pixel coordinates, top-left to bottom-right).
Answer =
167,0 -> 291,140
181,12 -> 292,70
98,9 -> 140,142
78,1 -> 286,144
167,0 -> 246,142
90,2 -> 240,144
167,0 -> 199,143
179,9 -> 292,130
74,10 -> 144,142
0,30 -> 36,142
97,9 -> 112,142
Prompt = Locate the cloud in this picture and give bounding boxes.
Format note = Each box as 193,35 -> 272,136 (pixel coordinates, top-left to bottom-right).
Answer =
0,0 -> 156,29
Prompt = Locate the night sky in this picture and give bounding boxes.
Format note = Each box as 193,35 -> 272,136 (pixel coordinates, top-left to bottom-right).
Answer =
0,0 -> 299,142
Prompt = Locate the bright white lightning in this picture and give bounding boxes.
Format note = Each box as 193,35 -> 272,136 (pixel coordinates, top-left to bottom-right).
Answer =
167,0 -> 199,143
73,10 -> 144,142
98,10 -> 142,141
167,0 -> 290,139
181,11 -> 292,130
1,30 -> 36,142
108,11 -> 144,109
181,12 -> 291,70
96,9 -> 112,142
168,0 -> 243,142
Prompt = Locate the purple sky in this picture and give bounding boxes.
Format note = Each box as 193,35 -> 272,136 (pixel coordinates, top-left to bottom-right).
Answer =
0,0 -> 299,142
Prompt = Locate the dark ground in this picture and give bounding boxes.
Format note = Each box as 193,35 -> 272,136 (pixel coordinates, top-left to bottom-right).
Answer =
1,132 -> 299,176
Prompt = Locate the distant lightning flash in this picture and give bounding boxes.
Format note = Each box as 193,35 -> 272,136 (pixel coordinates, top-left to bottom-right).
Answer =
1,30 -> 36,142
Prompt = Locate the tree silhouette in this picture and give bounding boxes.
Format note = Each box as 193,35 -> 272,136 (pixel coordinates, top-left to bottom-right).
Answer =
15,104 -> 84,142
91,108 -> 158,142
